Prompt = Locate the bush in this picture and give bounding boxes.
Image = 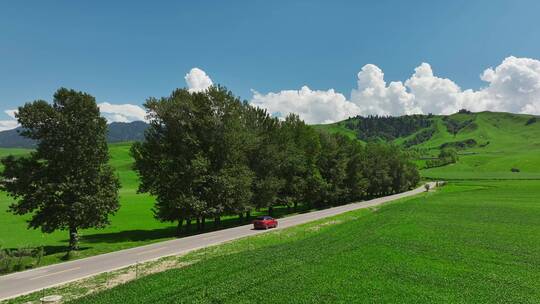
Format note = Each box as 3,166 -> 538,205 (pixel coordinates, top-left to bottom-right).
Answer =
0,246 -> 45,274
511,168 -> 520,173
403,128 -> 435,148
440,139 -> 477,150
526,117 -> 537,126
425,148 -> 458,168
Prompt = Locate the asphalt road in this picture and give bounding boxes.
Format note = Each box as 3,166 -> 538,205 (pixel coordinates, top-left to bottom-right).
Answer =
0,182 -> 436,301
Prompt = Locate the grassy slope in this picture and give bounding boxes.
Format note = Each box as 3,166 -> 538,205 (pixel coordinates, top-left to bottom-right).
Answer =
318,111 -> 540,179
312,122 -> 359,140
70,180 -> 540,304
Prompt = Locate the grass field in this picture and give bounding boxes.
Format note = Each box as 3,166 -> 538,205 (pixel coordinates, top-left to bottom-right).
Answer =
318,111 -> 540,180
63,180 -> 540,304
0,143 -> 302,268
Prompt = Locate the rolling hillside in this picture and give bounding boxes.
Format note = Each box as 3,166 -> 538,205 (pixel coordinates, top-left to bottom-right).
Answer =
317,111 -> 540,180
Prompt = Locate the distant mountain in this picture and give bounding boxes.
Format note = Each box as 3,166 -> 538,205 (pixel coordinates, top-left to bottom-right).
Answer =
106,121 -> 148,143
0,121 -> 149,148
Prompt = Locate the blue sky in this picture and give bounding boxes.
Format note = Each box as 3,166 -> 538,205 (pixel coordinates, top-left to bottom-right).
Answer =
1,1 -> 540,126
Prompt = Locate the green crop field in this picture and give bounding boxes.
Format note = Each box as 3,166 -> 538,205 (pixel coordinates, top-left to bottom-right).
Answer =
68,180 -> 540,304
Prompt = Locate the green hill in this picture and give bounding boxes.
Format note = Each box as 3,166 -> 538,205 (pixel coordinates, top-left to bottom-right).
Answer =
316,111 -> 540,180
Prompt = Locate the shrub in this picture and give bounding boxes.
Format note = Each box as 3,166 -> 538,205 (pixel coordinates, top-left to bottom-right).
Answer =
440,139 -> 477,150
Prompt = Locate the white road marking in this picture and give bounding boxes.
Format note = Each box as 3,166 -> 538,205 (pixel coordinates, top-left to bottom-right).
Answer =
29,267 -> 81,281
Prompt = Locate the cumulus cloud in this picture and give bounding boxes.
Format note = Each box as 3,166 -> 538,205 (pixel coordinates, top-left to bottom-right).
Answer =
350,64 -> 418,116
0,120 -> 18,131
251,86 -> 361,124
5,109 -> 17,119
185,67 -> 213,93
252,56 -> 540,123
0,110 -> 19,131
0,103 -> 147,130
97,102 -> 147,123
3,59 -> 540,128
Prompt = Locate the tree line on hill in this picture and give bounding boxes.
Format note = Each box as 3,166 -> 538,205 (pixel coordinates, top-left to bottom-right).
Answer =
343,114 -> 433,141
0,86 -> 419,253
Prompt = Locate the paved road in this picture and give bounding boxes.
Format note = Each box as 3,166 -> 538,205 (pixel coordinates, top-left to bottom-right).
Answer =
0,182 -> 436,301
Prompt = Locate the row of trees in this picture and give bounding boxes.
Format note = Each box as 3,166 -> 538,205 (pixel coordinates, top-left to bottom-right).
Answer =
0,86 -> 420,251
344,114 -> 433,141
425,148 -> 458,168
131,86 -> 420,235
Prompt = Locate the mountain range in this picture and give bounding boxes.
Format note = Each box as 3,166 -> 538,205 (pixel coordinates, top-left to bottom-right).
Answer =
0,121 -> 148,148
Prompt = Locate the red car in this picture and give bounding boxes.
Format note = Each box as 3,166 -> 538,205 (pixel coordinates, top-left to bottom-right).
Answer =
253,216 -> 278,230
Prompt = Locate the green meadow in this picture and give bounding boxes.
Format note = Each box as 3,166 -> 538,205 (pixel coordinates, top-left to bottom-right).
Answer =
318,111 -> 540,180
69,180 -> 540,304
0,143 -> 300,267
0,143 -> 171,264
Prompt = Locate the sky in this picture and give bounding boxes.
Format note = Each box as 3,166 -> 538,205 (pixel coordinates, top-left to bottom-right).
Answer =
1,0 -> 540,129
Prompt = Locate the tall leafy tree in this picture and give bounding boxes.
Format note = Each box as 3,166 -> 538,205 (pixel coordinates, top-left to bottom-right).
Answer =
131,88 -> 211,235
279,114 -> 324,210
245,106 -> 284,215
132,86 -> 254,232
0,88 -> 120,252
202,87 -> 254,224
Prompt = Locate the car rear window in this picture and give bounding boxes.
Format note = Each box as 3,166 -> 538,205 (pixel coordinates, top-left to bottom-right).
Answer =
255,216 -> 272,220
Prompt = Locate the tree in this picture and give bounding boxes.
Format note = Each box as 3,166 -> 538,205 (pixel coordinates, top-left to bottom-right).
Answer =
131,86 -> 254,233
131,88 -> 212,235
439,148 -> 458,163
245,107 -> 285,215
0,88 -> 120,252
278,114 -> 323,210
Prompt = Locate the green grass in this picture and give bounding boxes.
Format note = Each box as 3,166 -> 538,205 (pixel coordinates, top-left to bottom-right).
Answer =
0,143 -> 302,269
313,122 -> 360,140
68,180 -> 540,304
318,111 -> 540,180
0,142 -> 174,265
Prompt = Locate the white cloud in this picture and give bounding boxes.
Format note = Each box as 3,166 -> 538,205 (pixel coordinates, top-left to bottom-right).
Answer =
251,86 -> 361,124
0,120 -> 18,131
0,103 -> 146,130
5,109 -> 17,119
0,110 -> 19,131
185,67 -> 213,93
3,59 -> 540,128
97,102 -> 147,123
251,56 -> 540,123
350,64 -> 418,116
